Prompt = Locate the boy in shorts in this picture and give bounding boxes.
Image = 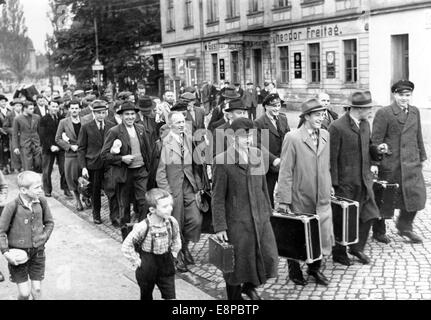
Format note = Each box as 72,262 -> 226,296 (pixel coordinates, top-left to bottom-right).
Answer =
0,171 -> 54,299
122,188 -> 181,300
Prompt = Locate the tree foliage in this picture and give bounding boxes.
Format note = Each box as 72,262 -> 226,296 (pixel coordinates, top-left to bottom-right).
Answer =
49,0 -> 161,89
0,0 -> 33,82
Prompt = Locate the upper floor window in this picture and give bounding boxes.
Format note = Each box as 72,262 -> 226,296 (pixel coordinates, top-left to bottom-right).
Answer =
207,0 -> 219,22
167,0 -> 175,31
249,0 -> 262,13
344,39 -> 358,83
185,0 -> 193,28
274,0 -> 289,8
226,0 -> 239,18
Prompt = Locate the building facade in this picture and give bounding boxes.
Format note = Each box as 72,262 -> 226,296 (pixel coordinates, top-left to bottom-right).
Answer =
160,0 -> 431,109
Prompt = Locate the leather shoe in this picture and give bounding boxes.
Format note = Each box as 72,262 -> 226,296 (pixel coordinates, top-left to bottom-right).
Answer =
44,193 -> 52,197
241,287 -> 262,300
94,218 -> 102,225
175,252 -> 189,273
182,246 -> 195,265
333,254 -> 352,266
349,250 -> 371,264
307,270 -> 329,286
373,234 -> 391,244
398,230 -> 423,243
289,274 -> 308,286
64,189 -> 73,198
111,220 -> 120,228
0,271 -> 4,282
76,201 -> 84,211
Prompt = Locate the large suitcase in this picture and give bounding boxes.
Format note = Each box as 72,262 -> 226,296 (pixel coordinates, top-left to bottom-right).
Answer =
270,211 -> 322,264
331,196 -> 359,246
208,235 -> 235,273
373,180 -> 399,219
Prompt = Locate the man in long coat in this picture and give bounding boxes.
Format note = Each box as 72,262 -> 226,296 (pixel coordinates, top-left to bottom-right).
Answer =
212,118 -> 278,300
371,80 -> 427,244
242,82 -> 258,120
278,98 -> 334,287
329,90 -> 387,266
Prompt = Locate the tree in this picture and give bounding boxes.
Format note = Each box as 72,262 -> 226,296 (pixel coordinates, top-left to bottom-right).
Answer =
49,0 -> 161,90
0,0 -> 33,82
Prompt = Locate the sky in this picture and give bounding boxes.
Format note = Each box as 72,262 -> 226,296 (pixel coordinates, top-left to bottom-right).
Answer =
20,0 -> 52,53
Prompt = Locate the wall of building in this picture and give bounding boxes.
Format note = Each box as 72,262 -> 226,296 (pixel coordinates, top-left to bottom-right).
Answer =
369,7 -> 431,108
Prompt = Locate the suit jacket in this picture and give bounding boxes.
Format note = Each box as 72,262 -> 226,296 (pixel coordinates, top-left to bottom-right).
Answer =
254,113 -> 290,171
78,119 -> 116,170
329,113 -> 381,222
135,113 -> 159,144
3,110 -> 19,136
371,102 -> 426,212
55,117 -> 82,158
39,113 -> 64,154
242,89 -> 258,109
207,104 -> 224,132
12,114 -> 41,150
186,107 -> 205,133
236,88 -> 244,98
101,123 -> 151,186
34,105 -> 48,118
213,121 -> 231,158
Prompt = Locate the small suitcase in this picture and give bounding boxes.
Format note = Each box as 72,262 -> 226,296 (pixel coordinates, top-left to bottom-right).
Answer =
208,235 -> 235,273
270,211 -> 322,264
331,196 -> 359,246
373,180 -> 399,219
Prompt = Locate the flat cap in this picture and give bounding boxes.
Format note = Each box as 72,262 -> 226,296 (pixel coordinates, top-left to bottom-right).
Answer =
91,100 -> 109,111
263,93 -> 282,107
180,92 -> 196,102
230,117 -> 254,134
170,100 -> 189,112
391,80 -> 414,93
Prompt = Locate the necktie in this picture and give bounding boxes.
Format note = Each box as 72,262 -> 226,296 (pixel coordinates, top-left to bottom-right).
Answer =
180,134 -> 184,159
403,106 -> 408,114
99,121 -> 104,136
274,116 -> 283,137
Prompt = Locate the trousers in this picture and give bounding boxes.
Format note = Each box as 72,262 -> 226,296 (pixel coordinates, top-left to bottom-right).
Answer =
42,151 -> 67,194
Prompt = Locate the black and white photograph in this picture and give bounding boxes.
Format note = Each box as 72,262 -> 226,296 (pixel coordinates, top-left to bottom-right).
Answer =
0,0 -> 431,307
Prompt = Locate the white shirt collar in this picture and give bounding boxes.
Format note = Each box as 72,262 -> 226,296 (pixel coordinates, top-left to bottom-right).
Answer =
349,113 -> 361,128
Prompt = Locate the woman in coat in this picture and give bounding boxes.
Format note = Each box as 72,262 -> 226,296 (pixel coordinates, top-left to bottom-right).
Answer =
212,118 -> 278,300
278,99 -> 334,287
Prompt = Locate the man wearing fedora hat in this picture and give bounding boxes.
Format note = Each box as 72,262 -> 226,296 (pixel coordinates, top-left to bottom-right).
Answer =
371,80 -> 427,244
254,93 -> 290,208
278,98 -> 334,286
208,86 -> 241,134
78,100 -> 116,224
0,94 -> 11,175
101,101 -> 152,234
135,96 -> 159,145
329,90 -> 388,266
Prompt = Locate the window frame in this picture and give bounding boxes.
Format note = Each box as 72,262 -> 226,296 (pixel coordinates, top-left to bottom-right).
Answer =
308,43 -> 321,84
167,0 -> 175,31
279,46 -> 290,84
249,0 -> 262,14
207,0 -> 219,23
184,0 -> 193,28
171,58 -> 176,77
274,0 -> 289,8
344,39 -> 358,84
226,0 -> 239,19
231,51 -> 240,84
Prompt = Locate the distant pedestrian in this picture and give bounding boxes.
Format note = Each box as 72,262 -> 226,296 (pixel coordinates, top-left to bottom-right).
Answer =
122,188 -> 181,300
242,82 -> 258,120
0,170 -> 8,282
0,171 -> 54,300
3,99 -> 24,173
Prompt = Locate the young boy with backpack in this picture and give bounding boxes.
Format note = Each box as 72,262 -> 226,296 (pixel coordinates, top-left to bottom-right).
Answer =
0,171 -> 54,299
122,188 -> 181,300
0,171 -> 8,282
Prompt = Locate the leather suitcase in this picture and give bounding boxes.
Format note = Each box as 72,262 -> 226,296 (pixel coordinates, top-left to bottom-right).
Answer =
373,180 -> 399,219
208,235 -> 235,273
331,196 -> 359,246
270,211 -> 322,263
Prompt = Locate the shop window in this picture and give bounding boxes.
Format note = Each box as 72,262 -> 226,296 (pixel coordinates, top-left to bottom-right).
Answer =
231,51 -> 240,84
279,46 -> 289,83
274,0 -> 289,8
207,0 -> 219,23
184,0 -> 193,28
227,0 -> 239,18
344,39 -> 357,83
167,0 -> 175,31
309,43 -> 321,83
212,54 -> 219,84
171,58 -> 176,77
249,0 -> 262,13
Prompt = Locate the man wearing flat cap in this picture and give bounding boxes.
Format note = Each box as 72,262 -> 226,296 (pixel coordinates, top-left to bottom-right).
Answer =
180,92 -> 205,133
212,117 -> 278,300
329,90 -> 388,266
78,100 -> 116,224
101,101 -> 152,234
278,98 -> 334,287
371,80 -> 427,244
254,93 -> 290,208
242,82 -> 258,120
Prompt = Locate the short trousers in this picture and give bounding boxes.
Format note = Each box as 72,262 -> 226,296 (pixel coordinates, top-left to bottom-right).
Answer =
8,246 -> 46,284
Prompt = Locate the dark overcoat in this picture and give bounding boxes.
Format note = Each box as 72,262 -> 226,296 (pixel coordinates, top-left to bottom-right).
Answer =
371,103 -> 427,213
328,113 -> 381,223
212,146 -> 278,286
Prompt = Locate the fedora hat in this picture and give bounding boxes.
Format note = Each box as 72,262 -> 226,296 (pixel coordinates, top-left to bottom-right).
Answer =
391,80 -> 414,93
180,92 -> 196,102
91,100 -> 108,112
224,99 -> 247,112
230,117 -> 254,135
137,96 -> 154,110
0,94 -> 8,102
300,98 -> 327,117
116,101 -> 139,114
349,90 -> 375,108
170,100 -> 189,112
222,86 -> 240,99
73,89 -> 84,96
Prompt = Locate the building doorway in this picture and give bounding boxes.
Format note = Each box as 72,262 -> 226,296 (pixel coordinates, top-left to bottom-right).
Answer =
253,49 -> 262,87
391,34 -> 409,86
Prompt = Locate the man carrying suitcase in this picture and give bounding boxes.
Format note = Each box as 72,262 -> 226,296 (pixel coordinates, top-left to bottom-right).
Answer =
329,90 -> 388,266
278,99 -> 334,287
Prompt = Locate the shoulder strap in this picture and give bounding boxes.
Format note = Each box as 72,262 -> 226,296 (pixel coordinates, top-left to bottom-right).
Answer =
134,218 -> 150,251
5,198 -> 20,234
167,216 -> 175,248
